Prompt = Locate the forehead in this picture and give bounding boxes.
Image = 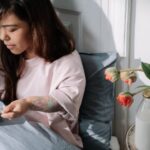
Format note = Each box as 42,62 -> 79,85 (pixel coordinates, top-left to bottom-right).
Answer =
0,13 -> 26,27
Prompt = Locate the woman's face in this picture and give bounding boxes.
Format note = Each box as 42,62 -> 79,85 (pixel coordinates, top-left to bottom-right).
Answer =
0,13 -> 35,58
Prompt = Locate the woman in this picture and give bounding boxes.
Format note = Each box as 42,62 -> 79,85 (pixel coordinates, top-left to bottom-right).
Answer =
0,0 -> 86,149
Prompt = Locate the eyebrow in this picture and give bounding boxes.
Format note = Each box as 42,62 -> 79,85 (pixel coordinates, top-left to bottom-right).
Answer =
0,25 -> 18,28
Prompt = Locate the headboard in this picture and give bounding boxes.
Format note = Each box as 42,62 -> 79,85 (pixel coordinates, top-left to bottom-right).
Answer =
79,52 -> 117,150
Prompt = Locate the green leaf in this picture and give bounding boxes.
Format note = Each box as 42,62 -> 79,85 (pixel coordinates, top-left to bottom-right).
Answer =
142,62 -> 150,80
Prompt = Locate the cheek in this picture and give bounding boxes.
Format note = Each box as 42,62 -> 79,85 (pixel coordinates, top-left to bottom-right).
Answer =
24,31 -> 32,46
17,32 -> 32,48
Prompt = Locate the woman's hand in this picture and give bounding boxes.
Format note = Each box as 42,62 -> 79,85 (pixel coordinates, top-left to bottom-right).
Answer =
1,99 -> 30,119
1,96 -> 61,120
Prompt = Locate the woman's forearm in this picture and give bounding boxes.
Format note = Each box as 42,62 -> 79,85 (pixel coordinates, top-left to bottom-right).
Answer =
26,96 -> 61,112
1,96 -> 62,119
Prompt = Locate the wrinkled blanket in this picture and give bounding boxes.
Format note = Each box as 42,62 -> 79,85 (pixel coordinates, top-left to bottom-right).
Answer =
0,117 -> 80,150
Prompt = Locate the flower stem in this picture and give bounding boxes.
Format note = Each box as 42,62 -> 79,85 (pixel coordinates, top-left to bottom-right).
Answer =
132,87 -> 150,96
119,68 -> 143,72
132,90 -> 143,96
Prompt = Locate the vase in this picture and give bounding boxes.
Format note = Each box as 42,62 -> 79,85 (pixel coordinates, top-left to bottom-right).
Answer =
135,97 -> 150,150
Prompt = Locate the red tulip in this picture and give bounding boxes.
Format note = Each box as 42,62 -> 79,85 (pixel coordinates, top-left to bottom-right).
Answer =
117,92 -> 133,107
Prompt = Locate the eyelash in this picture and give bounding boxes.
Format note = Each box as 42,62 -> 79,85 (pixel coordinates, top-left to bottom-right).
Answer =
9,28 -> 18,32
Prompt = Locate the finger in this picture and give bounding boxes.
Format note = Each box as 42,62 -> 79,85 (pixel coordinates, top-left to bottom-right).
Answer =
13,104 -> 22,112
1,112 -> 16,119
2,104 -> 15,113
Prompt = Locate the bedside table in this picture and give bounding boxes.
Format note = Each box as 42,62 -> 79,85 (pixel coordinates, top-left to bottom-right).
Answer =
126,124 -> 137,150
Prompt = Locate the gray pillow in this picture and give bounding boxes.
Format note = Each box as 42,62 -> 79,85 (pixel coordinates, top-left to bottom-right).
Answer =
79,52 -> 117,150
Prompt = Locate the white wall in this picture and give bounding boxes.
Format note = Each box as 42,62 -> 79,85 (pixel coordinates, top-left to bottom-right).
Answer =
133,0 -> 150,63
128,0 -> 150,133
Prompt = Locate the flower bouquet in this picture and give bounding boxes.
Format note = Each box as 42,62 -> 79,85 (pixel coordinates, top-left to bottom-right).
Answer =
104,62 -> 150,107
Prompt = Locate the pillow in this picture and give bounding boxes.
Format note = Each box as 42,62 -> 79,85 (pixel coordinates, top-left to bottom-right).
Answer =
79,52 -> 117,150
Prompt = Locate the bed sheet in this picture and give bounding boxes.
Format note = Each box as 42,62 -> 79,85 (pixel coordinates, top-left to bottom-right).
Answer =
0,116 -> 80,150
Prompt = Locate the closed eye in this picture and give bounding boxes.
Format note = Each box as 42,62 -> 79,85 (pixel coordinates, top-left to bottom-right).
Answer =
0,25 -> 19,32
8,27 -> 18,32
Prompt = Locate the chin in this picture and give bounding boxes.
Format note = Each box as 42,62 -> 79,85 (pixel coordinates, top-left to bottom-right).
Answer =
10,49 -> 23,55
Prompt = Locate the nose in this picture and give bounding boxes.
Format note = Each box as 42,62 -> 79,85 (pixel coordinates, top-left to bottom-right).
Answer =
0,28 -> 10,41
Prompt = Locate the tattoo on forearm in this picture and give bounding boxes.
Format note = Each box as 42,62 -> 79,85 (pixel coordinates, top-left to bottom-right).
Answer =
29,96 -> 57,112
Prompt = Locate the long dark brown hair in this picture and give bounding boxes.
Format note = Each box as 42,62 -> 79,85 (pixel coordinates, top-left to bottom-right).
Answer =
0,0 -> 75,104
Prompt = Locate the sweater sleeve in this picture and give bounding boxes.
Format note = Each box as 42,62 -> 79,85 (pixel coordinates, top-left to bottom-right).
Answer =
49,51 -> 86,121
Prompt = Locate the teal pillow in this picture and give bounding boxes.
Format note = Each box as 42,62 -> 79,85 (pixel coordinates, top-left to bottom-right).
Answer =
79,52 -> 117,150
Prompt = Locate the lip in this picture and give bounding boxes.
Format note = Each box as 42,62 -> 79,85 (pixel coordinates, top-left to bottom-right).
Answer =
6,45 -> 15,49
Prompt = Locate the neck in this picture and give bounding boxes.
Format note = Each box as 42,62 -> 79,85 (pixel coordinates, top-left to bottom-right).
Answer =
25,51 -> 37,59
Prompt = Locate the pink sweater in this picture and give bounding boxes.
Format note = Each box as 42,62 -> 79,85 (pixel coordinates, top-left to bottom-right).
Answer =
15,50 -> 85,148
